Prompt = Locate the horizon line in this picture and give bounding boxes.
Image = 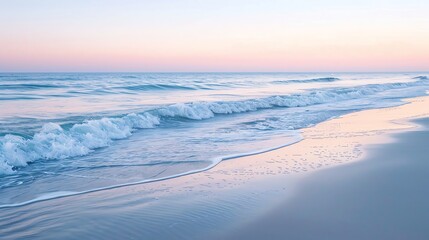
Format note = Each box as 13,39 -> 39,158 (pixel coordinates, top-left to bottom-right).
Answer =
1,71 -> 428,74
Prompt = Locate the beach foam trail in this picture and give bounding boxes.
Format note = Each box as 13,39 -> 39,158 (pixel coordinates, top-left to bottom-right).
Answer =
0,134 -> 303,209
0,78 -> 428,175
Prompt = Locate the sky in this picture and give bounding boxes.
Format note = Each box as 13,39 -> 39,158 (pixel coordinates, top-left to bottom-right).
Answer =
1,0 -> 428,72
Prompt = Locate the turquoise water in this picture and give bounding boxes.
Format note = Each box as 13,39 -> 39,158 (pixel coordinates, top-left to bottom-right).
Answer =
0,72 -> 428,206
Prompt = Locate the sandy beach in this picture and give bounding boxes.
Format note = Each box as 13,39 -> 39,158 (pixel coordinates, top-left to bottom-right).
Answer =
221,118 -> 429,240
1,96 -> 429,239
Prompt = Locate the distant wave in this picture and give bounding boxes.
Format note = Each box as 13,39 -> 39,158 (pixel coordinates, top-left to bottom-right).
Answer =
1,79 -> 428,175
0,83 -> 63,90
413,76 -> 428,80
8,77 -> 79,81
0,96 -> 44,100
121,75 -> 139,79
271,77 -> 340,84
121,84 -> 196,91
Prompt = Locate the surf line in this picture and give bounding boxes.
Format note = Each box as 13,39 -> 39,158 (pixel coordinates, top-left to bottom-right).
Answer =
0,135 -> 303,209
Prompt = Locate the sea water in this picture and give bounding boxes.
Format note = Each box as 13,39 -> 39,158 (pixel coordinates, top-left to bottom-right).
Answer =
0,72 -> 428,206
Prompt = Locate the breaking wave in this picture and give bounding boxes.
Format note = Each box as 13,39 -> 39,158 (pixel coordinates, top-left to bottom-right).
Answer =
0,113 -> 160,174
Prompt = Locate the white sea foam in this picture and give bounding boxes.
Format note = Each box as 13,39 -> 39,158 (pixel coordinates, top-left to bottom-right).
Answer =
154,81 -> 426,120
0,113 -> 160,174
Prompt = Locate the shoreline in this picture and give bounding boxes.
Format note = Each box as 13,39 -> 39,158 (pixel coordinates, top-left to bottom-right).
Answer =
1,96 -> 429,239
221,117 -> 429,240
151,96 -> 429,198
2,96 -> 426,209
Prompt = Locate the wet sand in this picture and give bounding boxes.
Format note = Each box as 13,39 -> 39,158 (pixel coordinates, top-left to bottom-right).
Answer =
222,117 -> 429,240
1,96 -> 429,239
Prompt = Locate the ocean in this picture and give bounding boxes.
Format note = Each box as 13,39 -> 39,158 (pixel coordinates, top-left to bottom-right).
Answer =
0,72 -> 428,207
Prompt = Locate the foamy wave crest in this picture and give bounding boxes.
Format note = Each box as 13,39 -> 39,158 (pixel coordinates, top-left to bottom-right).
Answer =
1,79 -> 427,174
0,113 -> 160,174
154,81 -> 426,120
272,77 -> 340,84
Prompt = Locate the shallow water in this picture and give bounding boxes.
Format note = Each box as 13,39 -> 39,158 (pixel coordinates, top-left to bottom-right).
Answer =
1,72 -> 428,206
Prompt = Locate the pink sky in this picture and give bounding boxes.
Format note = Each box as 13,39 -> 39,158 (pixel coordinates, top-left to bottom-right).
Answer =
1,0 -> 428,72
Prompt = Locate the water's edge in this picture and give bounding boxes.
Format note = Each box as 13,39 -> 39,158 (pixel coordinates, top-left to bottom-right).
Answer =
0,135 -> 303,208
